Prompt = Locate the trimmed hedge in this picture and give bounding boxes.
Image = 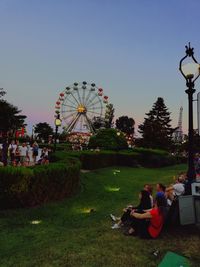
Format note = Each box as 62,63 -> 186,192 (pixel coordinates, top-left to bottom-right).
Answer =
72,149 -> 183,170
0,158 -> 81,209
1,147 -> 183,209
80,151 -> 117,169
39,142 -> 72,151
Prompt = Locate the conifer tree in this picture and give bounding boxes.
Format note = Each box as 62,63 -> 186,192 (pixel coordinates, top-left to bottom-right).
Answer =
105,104 -> 115,128
138,97 -> 174,150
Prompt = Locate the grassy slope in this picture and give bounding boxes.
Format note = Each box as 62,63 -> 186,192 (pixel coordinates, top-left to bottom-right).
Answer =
0,164 -> 199,267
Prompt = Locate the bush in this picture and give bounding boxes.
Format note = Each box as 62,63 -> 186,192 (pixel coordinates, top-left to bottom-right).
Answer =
38,142 -> 72,151
30,162 -> 80,206
0,166 -> 32,209
131,148 -> 174,167
0,159 -> 81,209
116,151 -> 140,167
80,151 -> 117,169
77,149 -> 182,170
88,128 -> 128,150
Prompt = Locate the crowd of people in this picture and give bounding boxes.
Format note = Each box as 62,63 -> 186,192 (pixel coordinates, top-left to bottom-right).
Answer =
110,173 -> 186,239
0,140 -> 51,167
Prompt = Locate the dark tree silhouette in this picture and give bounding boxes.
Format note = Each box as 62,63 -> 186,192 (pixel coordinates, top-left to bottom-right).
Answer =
0,100 -> 26,137
34,122 -> 53,141
115,116 -> 135,135
138,97 -> 175,150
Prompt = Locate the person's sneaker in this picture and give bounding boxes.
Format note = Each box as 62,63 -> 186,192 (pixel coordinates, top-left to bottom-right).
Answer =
111,223 -> 120,229
167,199 -> 172,206
110,214 -> 117,221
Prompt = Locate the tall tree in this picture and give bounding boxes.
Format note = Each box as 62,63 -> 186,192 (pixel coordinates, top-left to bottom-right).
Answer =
115,116 -> 135,135
0,100 -> 26,137
34,122 -> 53,141
138,97 -> 174,150
105,104 -> 115,128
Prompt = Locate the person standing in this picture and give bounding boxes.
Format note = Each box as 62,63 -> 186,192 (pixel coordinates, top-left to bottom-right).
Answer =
32,141 -> 39,164
15,145 -> 21,165
8,140 -> 17,165
19,143 -> 28,166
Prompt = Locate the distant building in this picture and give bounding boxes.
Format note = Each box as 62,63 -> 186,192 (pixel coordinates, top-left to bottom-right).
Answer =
173,106 -> 183,143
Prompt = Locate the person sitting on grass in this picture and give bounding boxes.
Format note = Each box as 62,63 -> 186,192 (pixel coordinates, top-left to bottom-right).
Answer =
156,183 -> 166,196
110,189 -> 152,229
155,183 -> 167,206
165,174 -> 186,206
144,184 -> 154,207
125,194 -> 166,239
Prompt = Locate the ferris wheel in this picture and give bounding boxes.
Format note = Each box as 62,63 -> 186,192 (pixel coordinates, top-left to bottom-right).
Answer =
55,81 -> 109,134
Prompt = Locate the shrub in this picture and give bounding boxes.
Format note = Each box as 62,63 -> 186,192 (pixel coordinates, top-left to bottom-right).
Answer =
77,149 -> 182,170
38,143 -> 72,151
80,151 -> 117,169
88,128 -> 128,150
0,167 -> 33,209
30,162 -> 80,206
0,159 -> 81,209
116,151 -> 140,167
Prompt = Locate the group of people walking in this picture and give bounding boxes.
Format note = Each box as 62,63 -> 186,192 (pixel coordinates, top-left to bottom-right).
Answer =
0,140 -> 50,167
110,174 -> 186,239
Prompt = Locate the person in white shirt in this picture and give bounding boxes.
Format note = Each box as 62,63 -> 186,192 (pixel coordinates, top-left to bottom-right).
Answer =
8,140 -> 17,164
165,174 -> 186,206
19,143 -> 28,166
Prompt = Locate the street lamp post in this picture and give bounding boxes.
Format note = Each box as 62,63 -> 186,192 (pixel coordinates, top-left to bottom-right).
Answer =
54,114 -> 62,152
179,43 -> 200,194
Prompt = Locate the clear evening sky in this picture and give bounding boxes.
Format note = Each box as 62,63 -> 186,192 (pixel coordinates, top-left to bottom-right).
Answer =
1,0 -> 200,134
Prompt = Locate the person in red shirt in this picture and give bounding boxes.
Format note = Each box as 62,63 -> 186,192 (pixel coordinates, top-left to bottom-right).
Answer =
127,195 -> 166,238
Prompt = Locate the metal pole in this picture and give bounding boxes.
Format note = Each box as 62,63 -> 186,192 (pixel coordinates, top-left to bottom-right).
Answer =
185,77 -> 196,194
54,125 -> 58,152
197,92 -> 200,135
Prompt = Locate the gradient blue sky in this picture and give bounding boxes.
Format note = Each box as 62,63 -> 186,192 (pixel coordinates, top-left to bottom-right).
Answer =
1,0 -> 200,134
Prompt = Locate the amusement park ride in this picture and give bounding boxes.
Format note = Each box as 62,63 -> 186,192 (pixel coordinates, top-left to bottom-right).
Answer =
54,81 -> 109,135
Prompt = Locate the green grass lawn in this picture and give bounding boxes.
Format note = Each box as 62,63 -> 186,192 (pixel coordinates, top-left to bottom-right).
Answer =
0,164 -> 200,267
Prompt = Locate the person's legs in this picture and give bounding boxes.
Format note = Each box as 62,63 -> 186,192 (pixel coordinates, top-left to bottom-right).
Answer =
20,156 -> 26,166
137,219 -> 151,239
10,153 -> 15,163
111,209 -> 131,229
121,209 -> 132,224
127,217 -> 151,238
127,217 -> 140,234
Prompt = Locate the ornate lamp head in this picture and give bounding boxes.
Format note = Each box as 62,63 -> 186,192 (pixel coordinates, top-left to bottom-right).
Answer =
179,43 -> 200,84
